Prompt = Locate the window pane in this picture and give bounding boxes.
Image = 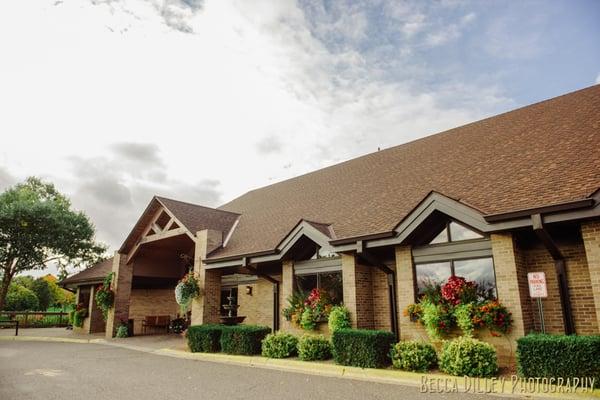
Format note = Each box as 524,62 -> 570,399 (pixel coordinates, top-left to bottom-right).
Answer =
429,228 -> 449,244
449,222 -> 483,241
454,258 -> 496,299
415,262 -> 451,294
319,272 -> 343,305
296,274 -> 317,294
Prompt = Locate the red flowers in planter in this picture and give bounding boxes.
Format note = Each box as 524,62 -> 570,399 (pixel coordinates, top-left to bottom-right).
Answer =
441,276 -> 475,305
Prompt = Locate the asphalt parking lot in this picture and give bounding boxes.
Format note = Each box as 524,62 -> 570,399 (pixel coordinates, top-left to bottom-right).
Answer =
0,341 -> 513,400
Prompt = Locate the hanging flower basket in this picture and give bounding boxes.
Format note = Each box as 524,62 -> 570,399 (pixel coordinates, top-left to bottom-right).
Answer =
175,272 -> 200,314
95,272 -> 115,321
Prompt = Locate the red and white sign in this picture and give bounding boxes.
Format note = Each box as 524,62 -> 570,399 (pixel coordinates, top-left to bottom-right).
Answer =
528,272 -> 548,298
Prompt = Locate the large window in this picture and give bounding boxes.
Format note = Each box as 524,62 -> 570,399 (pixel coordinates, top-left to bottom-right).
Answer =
415,257 -> 496,299
296,271 -> 343,305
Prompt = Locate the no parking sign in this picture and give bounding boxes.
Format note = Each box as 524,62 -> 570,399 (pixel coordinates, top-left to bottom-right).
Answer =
527,272 -> 548,298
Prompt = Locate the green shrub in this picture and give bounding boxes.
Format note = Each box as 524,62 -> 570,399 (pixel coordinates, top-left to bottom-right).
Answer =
115,324 -> 128,338
517,334 -> 600,387
297,335 -> 331,361
391,340 -> 438,372
328,305 -> 351,333
420,299 -> 453,340
220,325 -> 271,355
439,336 -> 498,377
187,324 -> 223,353
71,309 -> 87,328
261,332 -> 298,358
5,285 -> 39,311
332,328 -> 395,368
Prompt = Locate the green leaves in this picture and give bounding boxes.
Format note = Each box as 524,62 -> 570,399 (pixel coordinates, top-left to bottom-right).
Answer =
0,177 -> 106,277
331,328 -> 395,368
391,340 -> 438,372
439,336 -> 498,378
517,334 -> 600,387
261,332 -> 298,358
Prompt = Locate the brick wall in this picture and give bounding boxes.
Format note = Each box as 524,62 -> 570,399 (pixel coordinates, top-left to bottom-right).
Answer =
237,275 -> 279,329
582,220 -> 600,333
129,288 -> 180,335
395,245 -> 418,340
523,239 -> 598,335
371,266 -> 392,331
106,253 -> 132,338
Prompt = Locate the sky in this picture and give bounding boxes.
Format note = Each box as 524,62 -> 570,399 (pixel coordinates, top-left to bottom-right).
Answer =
0,0 -> 599,276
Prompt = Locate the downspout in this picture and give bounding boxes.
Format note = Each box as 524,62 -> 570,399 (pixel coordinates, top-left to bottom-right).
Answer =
532,214 -> 575,334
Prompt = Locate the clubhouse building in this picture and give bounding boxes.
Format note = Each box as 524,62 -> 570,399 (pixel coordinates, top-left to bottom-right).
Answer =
62,85 -> 600,365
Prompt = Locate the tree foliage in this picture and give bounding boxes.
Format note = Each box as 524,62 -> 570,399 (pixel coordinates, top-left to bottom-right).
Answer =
5,284 -> 39,311
0,177 -> 106,310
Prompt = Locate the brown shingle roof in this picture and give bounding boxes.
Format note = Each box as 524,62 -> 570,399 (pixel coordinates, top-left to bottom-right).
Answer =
209,85 -> 600,260
60,257 -> 113,286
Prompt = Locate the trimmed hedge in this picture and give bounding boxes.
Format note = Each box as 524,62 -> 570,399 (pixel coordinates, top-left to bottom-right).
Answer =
298,335 -> 332,361
517,334 -> 600,386
262,332 -> 298,358
332,328 -> 395,368
187,324 -> 223,352
220,325 -> 271,355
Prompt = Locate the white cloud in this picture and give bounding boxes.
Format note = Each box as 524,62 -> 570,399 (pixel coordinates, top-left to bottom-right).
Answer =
596,73 -> 600,85
0,0 -> 513,259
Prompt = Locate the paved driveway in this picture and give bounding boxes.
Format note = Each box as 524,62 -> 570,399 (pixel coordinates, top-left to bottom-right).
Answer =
0,341 -> 512,400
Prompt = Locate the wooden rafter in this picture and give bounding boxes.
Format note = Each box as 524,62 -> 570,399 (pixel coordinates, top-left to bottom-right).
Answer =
126,205 -> 195,264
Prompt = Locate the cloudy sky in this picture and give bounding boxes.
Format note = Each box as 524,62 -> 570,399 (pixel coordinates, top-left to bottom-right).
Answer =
1,0 -> 599,274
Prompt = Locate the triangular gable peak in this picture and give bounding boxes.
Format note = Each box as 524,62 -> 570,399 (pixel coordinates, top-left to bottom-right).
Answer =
120,197 -> 196,264
274,219 -> 336,256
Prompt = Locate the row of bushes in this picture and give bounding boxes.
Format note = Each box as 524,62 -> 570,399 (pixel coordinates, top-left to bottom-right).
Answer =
517,334 -> 600,387
187,324 -> 499,377
187,324 -> 272,355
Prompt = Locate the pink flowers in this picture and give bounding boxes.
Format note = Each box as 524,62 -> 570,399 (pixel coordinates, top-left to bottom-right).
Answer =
441,276 -> 475,305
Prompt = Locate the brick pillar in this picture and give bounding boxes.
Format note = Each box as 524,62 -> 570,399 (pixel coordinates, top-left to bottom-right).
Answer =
105,252 -> 132,338
191,229 -> 223,325
280,260 -> 294,331
491,233 -> 533,338
395,245 -> 417,340
342,253 -> 358,328
342,252 -> 373,329
582,220 -> 600,333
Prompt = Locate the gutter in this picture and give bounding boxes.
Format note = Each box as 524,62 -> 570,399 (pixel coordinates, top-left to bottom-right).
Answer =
483,198 -> 595,222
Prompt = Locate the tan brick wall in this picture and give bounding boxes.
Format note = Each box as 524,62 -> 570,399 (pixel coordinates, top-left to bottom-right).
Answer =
237,276 -> 279,329
106,252 -> 132,338
523,239 -> 598,335
342,253 -> 376,329
280,260 -> 294,332
395,245 -> 419,340
582,220 -> 600,333
129,288 -> 180,335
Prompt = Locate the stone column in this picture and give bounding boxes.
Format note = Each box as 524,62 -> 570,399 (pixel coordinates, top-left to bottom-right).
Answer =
395,245 -> 418,340
582,220 -> 600,333
105,252 -> 132,338
280,260 -> 294,331
191,229 -> 223,326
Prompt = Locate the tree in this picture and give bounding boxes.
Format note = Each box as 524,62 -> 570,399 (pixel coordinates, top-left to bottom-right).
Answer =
43,274 -> 75,308
31,278 -> 53,310
0,177 -> 106,310
5,284 -> 39,311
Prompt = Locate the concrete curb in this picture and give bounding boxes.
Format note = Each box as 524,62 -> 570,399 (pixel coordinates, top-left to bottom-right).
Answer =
2,335 -> 599,400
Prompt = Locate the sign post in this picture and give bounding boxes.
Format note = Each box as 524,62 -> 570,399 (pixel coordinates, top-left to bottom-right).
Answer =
528,272 -> 548,334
